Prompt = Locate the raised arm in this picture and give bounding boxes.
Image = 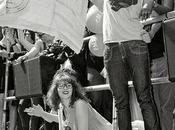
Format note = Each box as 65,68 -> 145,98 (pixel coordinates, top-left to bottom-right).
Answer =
15,40 -> 43,62
75,100 -> 89,130
148,0 -> 174,39
147,11 -> 161,39
24,104 -> 59,123
17,29 -> 34,51
23,40 -> 42,59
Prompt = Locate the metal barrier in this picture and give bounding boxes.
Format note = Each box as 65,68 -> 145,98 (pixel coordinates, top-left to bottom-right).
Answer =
84,77 -> 171,130
85,77 -> 170,92
142,10 -> 175,25
4,76 -> 171,101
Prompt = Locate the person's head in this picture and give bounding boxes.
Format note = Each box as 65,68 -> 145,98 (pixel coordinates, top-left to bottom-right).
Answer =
47,68 -> 88,110
1,27 -> 18,44
2,27 -> 15,37
37,32 -> 54,44
24,30 -> 35,44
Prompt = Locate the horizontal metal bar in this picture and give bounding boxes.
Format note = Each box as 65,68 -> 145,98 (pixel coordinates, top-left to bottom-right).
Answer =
141,14 -> 166,25
5,96 -> 16,101
84,84 -> 110,92
3,77 -> 171,100
142,11 -> 175,26
85,77 -> 171,92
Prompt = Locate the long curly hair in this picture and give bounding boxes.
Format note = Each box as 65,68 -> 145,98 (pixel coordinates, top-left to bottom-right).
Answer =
47,68 -> 89,111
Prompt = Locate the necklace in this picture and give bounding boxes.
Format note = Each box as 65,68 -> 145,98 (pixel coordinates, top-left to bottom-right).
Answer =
63,107 -> 72,129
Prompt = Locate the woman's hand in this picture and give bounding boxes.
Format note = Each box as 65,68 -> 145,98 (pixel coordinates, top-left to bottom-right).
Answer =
24,104 -> 44,117
25,105 -> 59,123
17,29 -> 34,51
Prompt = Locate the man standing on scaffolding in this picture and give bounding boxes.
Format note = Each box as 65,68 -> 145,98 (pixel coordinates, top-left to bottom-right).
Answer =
103,0 -> 161,130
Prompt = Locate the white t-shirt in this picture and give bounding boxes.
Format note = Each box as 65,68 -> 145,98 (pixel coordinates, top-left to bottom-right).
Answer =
103,0 -> 150,44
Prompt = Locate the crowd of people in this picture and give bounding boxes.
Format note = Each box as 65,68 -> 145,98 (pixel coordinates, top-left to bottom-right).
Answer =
0,0 -> 175,130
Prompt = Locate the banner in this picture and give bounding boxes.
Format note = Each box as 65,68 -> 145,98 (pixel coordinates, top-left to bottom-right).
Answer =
0,0 -> 88,53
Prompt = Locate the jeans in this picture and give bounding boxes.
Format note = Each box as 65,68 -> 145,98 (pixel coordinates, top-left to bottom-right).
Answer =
104,40 -> 160,130
151,56 -> 175,130
151,56 -> 167,78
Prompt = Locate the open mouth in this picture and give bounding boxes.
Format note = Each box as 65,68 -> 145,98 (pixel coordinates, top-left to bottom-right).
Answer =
63,91 -> 69,94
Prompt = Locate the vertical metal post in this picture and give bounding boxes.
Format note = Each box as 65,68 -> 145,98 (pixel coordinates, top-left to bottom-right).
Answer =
2,41 -> 10,130
2,61 -> 10,130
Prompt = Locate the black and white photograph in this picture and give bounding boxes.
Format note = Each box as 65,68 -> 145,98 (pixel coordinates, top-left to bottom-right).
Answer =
0,0 -> 175,130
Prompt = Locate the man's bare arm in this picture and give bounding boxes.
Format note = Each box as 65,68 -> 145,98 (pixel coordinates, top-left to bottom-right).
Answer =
153,0 -> 174,15
140,0 -> 154,20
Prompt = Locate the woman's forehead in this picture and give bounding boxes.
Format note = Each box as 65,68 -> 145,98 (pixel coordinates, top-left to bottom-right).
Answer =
56,74 -> 71,79
57,80 -> 69,84
55,77 -> 72,84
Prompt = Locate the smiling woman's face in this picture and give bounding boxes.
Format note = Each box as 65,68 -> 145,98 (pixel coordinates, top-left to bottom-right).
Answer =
57,80 -> 73,100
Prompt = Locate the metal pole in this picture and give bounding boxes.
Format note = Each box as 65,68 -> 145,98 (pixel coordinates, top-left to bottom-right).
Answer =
2,41 -> 11,130
84,77 -> 170,92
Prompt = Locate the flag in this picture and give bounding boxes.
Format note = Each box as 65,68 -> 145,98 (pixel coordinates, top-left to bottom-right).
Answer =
0,0 -> 88,53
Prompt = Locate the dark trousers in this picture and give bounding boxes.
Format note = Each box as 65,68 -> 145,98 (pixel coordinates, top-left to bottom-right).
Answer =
104,40 -> 161,130
151,56 -> 175,130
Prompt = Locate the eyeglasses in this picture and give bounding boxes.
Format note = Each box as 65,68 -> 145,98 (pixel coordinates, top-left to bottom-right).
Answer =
58,83 -> 72,89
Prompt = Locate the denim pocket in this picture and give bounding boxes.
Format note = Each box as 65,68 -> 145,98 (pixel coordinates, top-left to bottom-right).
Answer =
129,41 -> 148,55
104,45 -> 112,63
104,43 -> 120,63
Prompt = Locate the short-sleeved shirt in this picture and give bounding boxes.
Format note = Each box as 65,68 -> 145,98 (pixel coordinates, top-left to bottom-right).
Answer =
103,0 -> 150,43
